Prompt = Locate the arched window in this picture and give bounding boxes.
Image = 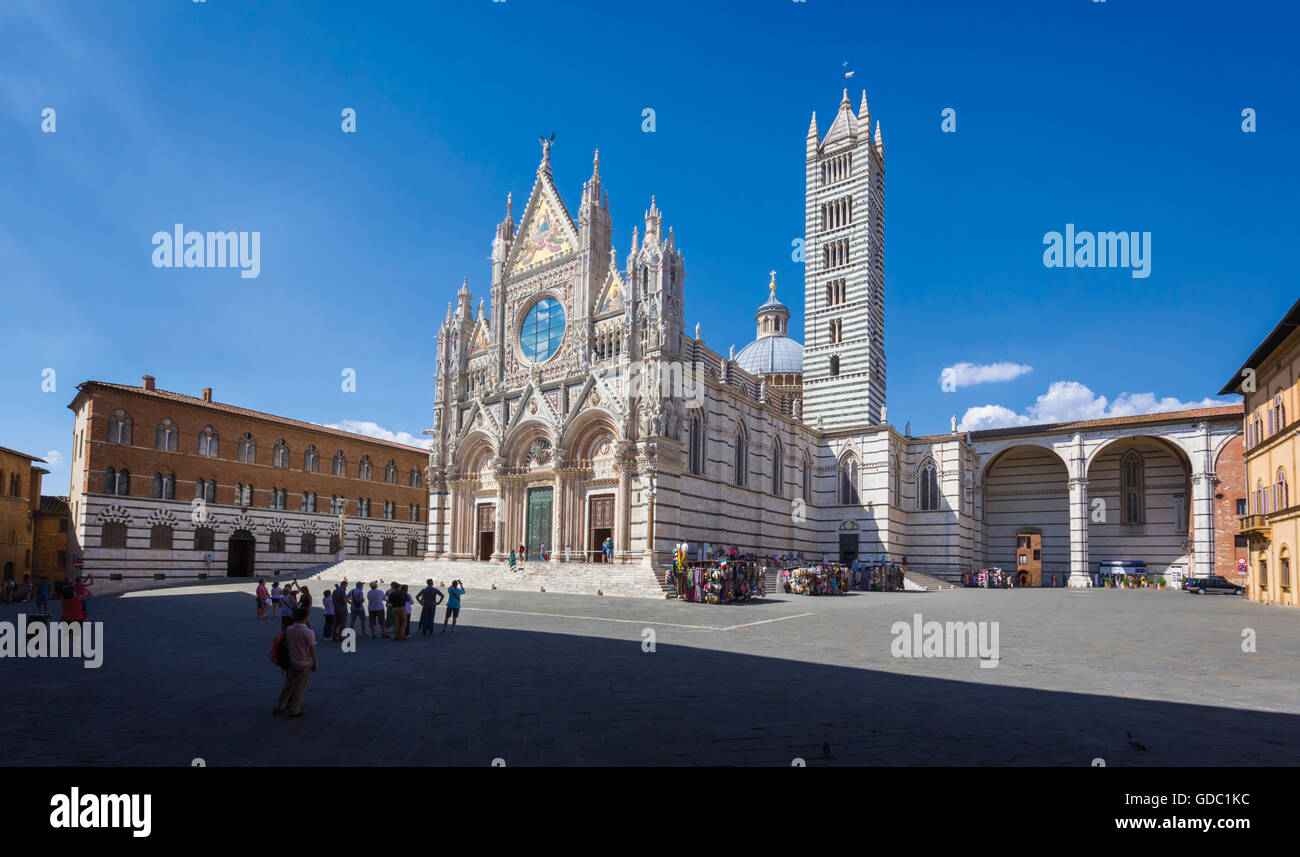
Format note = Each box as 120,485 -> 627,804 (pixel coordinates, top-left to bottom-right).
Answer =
149,525 -> 173,549
734,424 -> 748,487
1281,547 -> 1292,589
839,454 -> 860,505
268,533 -> 285,553
382,538 -> 395,556
772,438 -> 783,496
116,468 -> 130,496
107,411 -> 132,445
385,460 -> 398,484
198,427 -> 219,458
152,472 -> 174,500
919,461 -> 939,511
328,534 -> 341,554
273,439 -> 289,469
407,539 -> 420,557
357,535 -> 371,556
1120,450 -> 1144,524
193,527 -> 215,551
359,455 -> 373,480
333,451 -> 347,477
1257,480 -> 1267,514
300,534 -> 317,554
1276,468 -> 1288,511
688,414 -> 704,476
104,466 -> 116,495
829,354 -> 840,377
409,467 -> 422,488
237,433 -> 256,464
155,419 -> 178,451
1276,394 -> 1287,431
100,521 -> 127,548
303,445 -> 319,473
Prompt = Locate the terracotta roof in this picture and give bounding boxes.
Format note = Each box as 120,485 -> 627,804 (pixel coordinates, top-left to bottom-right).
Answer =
0,446 -> 47,463
38,496 -> 70,516
967,405 -> 1243,441
73,381 -> 430,454
1219,295 -> 1300,395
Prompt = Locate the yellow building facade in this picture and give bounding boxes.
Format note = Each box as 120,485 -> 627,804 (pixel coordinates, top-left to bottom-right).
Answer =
0,446 -> 47,588
1222,297 -> 1300,607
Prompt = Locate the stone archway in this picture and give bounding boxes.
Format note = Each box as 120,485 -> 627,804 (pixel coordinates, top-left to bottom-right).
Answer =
980,445 -> 1070,586
1085,435 -> 1194,586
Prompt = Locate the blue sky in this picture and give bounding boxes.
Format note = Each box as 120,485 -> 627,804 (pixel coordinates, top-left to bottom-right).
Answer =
1,0 -> 1295,488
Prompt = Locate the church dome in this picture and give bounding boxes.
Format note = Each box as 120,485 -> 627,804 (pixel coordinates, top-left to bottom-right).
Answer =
734,271 -> 803,375
735,336 -> 804,375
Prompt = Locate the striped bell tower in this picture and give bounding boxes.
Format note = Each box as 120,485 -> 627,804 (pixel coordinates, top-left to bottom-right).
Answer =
801,89 -> 886,429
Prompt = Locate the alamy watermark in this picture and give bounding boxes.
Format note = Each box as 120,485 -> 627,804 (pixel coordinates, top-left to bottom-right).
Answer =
890,612 -> 999,668
0,616 -> 103,668
152,224 -> 260,278
1043,224 -> 1150,279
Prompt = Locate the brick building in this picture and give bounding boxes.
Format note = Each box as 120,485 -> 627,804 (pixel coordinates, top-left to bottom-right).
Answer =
66,376 -> 430,592
1211,437 -> 1248,584
0,446 -> 46,590
32,496 -> 71,585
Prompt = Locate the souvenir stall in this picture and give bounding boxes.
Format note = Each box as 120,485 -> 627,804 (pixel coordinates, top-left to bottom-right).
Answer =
673,558 -> 766,604
782,563 -> 850,596
846,559 -> 906,592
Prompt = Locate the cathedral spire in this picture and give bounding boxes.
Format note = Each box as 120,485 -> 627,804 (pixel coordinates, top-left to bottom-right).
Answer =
857,90 -> 870,124
874,120 -> 884,152
807,111 -> 819,140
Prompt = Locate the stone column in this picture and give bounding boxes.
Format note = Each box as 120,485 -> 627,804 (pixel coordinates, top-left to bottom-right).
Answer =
1068,476 -> 1091,587
643,471 -> 657,569
550,472 -> 564,562
1192,471 -> 1218,578
491,478 -> 507,562
615,464 -> 631,563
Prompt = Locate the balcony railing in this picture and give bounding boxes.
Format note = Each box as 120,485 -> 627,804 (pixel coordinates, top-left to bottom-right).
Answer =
1239,514 -> 1271,538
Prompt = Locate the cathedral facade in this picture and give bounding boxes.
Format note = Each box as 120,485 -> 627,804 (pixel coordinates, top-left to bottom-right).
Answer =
426,91 -> 1245,587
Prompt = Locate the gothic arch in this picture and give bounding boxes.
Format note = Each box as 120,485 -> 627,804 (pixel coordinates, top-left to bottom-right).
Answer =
561,410 -> 622,462
454,431 -> 496,475
502,419 -> 555,467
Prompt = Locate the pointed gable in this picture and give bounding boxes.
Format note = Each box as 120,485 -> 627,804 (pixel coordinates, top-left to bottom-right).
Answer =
505,169 -> 581,278
595,269 -> 625,314
469,317 -> 490,352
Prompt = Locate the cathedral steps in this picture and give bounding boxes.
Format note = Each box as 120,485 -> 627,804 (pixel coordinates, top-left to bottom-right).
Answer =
902,569 -> 957,591
304,558 -> 669,600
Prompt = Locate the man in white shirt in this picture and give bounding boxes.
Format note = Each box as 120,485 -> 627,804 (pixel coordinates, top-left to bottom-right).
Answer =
366,582 -> 388,639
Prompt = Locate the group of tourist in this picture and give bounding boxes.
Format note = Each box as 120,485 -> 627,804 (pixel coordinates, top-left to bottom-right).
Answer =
3,573 -> 92,621
964,568 -> 1013,588
265,575 -> 467,718
256,576 -> 465,639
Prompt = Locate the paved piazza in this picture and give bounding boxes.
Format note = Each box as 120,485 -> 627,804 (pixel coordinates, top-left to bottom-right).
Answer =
4,581 -> 1299,766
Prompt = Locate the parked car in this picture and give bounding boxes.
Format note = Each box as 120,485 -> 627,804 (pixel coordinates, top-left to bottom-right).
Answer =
1182,577 -> 1246,595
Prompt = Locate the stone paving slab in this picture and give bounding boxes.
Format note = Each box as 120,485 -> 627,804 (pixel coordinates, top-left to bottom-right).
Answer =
1,585 -> 1297,765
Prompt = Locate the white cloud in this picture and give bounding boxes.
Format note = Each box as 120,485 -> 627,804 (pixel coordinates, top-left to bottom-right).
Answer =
43,449 -> 65,470
325,420 -> 432,450
959,381 -> 1233,431
940,361 -> 1033,389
